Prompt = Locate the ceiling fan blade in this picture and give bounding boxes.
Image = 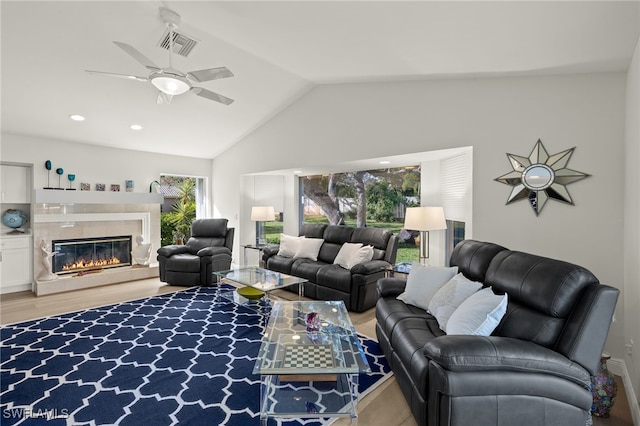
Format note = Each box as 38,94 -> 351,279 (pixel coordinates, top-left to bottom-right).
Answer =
157,92 -> 173,104
186,67 -> 234,83
85,70 -> 148,82
113,41 -> 161,71
191,87 -> 234,105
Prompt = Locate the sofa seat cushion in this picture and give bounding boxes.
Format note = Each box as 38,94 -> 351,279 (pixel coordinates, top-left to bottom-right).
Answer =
390,316 -> 444,400
316,264 -> 353,293
291,259 -> 329,282
266,255 -> 297,274
165,253 -> 200,273
376,296 -> 431,342
424,335 -> 591,388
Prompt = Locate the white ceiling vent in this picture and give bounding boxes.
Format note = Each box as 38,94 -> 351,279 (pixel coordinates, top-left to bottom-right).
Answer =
158,29 -> 198,57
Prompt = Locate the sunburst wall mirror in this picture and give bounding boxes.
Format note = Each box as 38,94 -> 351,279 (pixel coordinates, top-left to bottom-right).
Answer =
495,139 -> 590,216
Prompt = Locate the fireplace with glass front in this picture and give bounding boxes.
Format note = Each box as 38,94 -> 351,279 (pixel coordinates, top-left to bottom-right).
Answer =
52,236 -> 132,275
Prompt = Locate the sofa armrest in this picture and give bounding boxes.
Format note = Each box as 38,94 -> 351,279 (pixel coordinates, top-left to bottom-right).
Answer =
350,259 -> 391,275
424,335 -> 590,388
157,245 -> 189,257
197,247 -> 232,257
376,277 -> 407,298
262,245 -> 280,261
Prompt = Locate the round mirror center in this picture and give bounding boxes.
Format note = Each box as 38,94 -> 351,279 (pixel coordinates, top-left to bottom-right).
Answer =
522,164 -> 554,190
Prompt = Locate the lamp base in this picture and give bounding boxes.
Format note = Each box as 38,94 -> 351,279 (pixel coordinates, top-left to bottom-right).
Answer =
418,257 -> 430,266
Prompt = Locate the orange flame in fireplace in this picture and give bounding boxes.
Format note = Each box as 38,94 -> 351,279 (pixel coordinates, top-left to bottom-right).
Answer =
61,256 -> 122,271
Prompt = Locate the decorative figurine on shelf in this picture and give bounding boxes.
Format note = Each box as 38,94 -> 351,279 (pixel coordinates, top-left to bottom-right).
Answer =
37,240 -> 59,281
150,180 -> 160,193
131,235 -> 152,266
55,168 -> 64,190
591,353 -> 617,418
44,160 -> 54,190
67,174 -> 76,190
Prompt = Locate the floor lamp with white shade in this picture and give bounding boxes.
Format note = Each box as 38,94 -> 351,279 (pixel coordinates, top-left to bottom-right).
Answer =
404,206 -> 447,265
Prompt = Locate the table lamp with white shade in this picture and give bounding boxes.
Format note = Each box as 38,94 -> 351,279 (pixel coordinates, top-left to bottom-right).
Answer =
251,206 -> 275,245
404,206 -> 447,265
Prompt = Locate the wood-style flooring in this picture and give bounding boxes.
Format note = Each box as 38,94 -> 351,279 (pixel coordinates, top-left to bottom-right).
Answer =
0,278 -> 633,426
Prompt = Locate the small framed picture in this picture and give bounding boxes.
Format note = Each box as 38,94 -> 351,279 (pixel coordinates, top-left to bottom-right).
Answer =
80,183 -> 90,191
125,180 -> 134,192
96,183 -> 105,191
110,184 -> 120,192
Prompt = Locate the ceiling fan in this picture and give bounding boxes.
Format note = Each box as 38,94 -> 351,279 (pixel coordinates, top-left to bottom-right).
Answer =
86,7 -> 234,105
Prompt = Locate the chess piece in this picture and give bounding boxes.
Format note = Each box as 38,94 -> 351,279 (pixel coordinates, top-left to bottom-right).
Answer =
132,235 -> 152,266
38,240 -> 59,281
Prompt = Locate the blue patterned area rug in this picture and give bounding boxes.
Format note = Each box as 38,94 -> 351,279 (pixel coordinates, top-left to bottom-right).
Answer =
0,285 -> 391,425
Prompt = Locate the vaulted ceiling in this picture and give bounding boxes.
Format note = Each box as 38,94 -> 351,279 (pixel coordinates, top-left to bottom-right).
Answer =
2,1 -> 638,159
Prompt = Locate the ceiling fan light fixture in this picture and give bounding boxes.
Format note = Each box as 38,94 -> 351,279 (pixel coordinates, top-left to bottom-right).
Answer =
150,74 -> 190,95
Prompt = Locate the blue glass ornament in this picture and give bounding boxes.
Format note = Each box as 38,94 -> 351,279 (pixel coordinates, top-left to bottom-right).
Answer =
44,160 -> 53,189
56,168 -> 64,190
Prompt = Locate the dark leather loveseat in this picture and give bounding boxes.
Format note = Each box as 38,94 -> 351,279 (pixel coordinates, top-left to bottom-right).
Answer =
376,239 -> 619,426
263,224 -> 399,312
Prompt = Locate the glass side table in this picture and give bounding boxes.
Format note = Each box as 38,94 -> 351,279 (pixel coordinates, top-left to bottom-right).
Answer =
241,243 -> 279,267
382,262 -> 413,278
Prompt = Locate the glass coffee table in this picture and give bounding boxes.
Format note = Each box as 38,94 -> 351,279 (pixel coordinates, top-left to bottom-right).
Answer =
213,267 -> 307,302
253,300 -> 371,425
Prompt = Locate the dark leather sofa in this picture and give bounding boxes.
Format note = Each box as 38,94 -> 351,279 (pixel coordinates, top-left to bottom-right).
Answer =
157,218 -> 234,286
376,239 -> 619,426
263,223 -> 399,312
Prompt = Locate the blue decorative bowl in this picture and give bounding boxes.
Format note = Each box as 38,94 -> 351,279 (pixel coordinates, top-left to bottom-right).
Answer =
2,209 -> 29,229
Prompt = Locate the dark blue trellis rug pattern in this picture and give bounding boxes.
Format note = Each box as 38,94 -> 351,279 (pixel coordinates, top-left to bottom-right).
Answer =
0,285 -> 391,425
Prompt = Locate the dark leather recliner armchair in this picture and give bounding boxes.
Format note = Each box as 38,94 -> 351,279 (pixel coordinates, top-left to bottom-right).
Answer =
157,218 -> 234,286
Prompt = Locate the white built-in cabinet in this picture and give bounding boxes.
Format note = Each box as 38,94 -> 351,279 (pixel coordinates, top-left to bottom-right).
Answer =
0,235 -> 33,293
0,163 -> 34,293
1,164 -> 31,203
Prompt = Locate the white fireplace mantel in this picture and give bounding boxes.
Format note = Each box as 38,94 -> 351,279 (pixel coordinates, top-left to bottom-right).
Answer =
34,212 -> 152,243
34,189 -> 163,205
32,191 -> 162,295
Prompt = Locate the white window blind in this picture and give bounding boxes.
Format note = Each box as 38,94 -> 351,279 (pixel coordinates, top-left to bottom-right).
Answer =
440,152 -> 471,222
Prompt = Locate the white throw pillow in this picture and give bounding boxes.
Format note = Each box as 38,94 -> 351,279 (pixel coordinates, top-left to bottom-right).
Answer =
347,245 -> 374,269
277,234 -> 303,258
333,243 -> 363,269
446,287 -> 508,336
294,238 -> 324,261
428,273 -> 483,331
396,263 -> 459,311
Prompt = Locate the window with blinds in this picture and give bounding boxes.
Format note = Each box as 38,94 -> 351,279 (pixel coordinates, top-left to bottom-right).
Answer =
440,152 -> 471,222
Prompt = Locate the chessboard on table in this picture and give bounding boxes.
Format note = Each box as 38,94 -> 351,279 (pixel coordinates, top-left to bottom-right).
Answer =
278,343 -> 338,383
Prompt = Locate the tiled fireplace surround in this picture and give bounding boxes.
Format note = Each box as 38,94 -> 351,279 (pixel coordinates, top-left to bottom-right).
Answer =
33,200 -> 161,295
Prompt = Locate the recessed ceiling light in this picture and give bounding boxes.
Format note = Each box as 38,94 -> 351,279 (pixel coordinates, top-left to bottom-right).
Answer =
69,114 -> 85,121
293,170 -> 302,174
130,124 -> 143,130
379,160 -> 391,165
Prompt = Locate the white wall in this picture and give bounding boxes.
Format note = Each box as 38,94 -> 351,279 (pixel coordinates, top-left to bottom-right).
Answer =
212,72 -> 628,357
1,133 -> 214,253
624,35 -> 640,412
1,133 -> 213,194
